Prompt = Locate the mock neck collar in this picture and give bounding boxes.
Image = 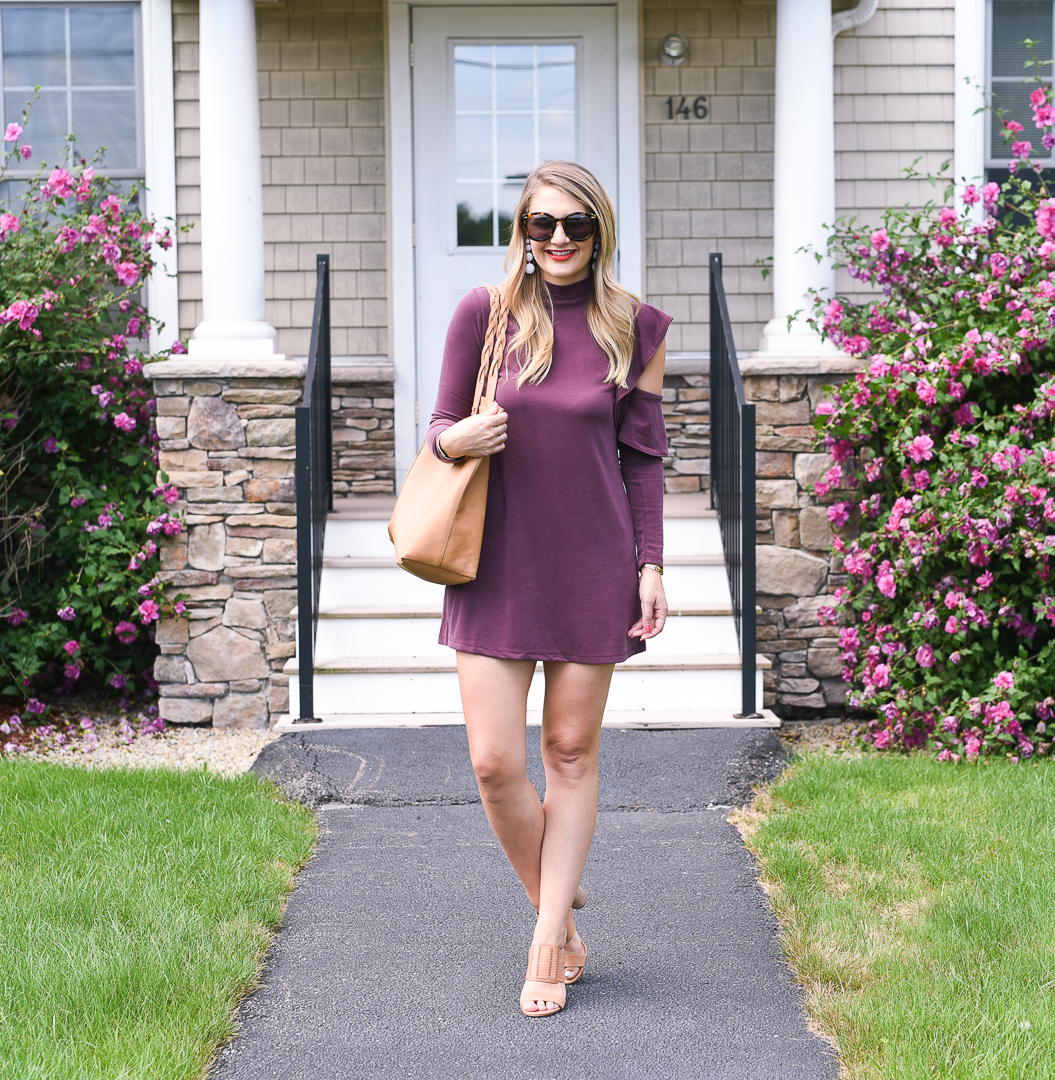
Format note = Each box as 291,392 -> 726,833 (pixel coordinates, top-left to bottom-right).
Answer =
545,275 -> 592,307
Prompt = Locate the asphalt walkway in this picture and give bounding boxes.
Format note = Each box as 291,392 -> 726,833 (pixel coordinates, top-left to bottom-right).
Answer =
210,727 -> 838,1080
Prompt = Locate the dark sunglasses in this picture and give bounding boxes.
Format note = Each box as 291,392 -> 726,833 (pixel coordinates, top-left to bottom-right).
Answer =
521,211 -> 598,243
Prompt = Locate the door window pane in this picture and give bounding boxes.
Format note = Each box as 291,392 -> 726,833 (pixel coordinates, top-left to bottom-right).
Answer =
0,4 -> 140,175
453,42 -> 577,247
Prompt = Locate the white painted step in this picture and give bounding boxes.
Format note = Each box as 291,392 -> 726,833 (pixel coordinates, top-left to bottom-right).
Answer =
290,661 -> 766,715
274,710 -> 781,732
322,514 -> 726,560
312,611 -> 740,660
317,560 -> 731,609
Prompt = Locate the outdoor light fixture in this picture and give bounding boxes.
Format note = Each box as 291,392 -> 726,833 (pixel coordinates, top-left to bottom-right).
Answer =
660,35 -> 688,66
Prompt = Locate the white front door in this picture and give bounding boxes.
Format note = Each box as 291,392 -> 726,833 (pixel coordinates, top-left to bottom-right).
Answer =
411,5 -> 618,437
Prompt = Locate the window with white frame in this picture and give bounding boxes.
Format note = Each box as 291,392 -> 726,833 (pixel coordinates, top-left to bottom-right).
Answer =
987,0 -> 1055,183
0,3 -> 141,182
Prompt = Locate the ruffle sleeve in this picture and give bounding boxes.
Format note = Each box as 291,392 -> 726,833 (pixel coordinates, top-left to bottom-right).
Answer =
616,301 -> 672,569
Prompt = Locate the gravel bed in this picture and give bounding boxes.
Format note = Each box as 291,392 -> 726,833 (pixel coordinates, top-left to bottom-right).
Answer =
1,700 -> 280,777
777,720 -> 865,759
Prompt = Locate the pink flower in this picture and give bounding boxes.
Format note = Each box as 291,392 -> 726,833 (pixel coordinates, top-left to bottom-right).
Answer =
962,184 -> 980,207
937,207 -> 958,227
170,339 -> 187,355
63,640 -> 80,657
115,620 -> 137,644
6,608 -> 27,626
815,402 -> 835,416
873,663 -> 891,688
1005,119 -> 1025,135
942,715 -> 959,733
113,412 -> 136,432
1,300 -> 39,330
989,252 -> 1010,277
994,671 -> 1015,691
982,182 -> 1000,213
1037,200 -> 1055,241
916,379 -> 937,406
64,663 -> 81,682
47,168 -> 73,199
965,736 -> 981,759
916,644 -> 935,668
870,228 -> 890,252
138,600 -> 160,624
174,600 -> 187,615
3,122 -> 22,142
57,606 -> 76,621
43,437 -> 60,453
945,615 -> 959,634
873,729 -> 893,750
0,212 -> 19,239
1012,140 -> 1033,160
115,262 -> 140,287
877,567 -> 897,599
827,502 -> 852,528
907,434 -> 934,463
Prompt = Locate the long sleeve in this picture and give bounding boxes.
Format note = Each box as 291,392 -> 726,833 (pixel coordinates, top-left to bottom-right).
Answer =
617,387 -> 667,568
425,288 -> 489,460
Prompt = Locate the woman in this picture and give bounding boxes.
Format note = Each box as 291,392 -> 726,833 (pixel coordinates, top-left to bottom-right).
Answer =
427,161 -> 671,1017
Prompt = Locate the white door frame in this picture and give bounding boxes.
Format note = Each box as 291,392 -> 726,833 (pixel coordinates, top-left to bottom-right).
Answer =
385,0 -> 642,485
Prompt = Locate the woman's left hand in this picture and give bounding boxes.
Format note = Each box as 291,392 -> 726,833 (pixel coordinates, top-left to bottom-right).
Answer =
628,567 -> 667,640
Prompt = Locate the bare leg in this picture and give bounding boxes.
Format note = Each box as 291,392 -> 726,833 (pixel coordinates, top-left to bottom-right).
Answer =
458,653 -> 611,1013
533,661 -> 612,993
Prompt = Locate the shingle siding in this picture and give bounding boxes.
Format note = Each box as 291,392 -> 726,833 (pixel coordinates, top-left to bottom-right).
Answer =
171,0 -> 387,357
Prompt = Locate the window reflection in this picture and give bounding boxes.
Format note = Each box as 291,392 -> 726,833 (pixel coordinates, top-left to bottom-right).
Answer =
0,4 -> 139,173
454,43 -> 577,247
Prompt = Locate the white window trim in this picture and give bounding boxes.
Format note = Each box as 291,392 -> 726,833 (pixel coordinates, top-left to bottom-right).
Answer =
385,0 -> 642,485
0,0 -> 178,351
955,0 -> 986,216
140,0 -> 178,353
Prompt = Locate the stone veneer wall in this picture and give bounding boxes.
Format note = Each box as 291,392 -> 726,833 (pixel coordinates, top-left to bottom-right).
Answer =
741,357 -> 860,717
331,364 -> 394,494
149,360 -> 307,728
662,360 -> 710,497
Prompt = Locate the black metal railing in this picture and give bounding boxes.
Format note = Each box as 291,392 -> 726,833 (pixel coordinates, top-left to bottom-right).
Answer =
709,252 -> 759,718
293,254 -> 332,722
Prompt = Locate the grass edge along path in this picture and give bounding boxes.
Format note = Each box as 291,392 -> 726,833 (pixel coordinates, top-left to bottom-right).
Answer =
0,758 -> 317,1080
732,752 -> 1055,1080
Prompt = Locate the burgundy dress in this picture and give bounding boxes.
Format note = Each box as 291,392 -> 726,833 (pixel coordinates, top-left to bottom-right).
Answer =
426,277 -> 672,664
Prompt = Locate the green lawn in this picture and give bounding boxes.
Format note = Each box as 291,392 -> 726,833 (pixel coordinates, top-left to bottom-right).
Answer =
0,759 -> 316,1080
739,752 -> 1055,1080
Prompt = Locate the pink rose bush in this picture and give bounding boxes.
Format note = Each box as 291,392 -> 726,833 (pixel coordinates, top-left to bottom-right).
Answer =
809,89 -> 1055,759
0,106 -> 185,736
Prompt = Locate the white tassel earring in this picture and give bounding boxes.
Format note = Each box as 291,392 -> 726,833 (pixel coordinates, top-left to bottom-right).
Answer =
524,241 -> 536,275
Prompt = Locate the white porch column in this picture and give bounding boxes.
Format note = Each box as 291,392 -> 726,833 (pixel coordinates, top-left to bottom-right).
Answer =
190,0 -> 280,358
758,0 -> 838,354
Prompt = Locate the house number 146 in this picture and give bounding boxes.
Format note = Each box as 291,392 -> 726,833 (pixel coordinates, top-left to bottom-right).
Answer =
666,95 -> 708,120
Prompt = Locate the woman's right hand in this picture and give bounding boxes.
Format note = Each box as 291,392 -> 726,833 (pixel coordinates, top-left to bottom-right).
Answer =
437,401 -> 508,458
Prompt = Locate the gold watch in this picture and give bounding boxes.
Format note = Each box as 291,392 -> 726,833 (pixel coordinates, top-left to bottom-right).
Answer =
641,563 -> 663,575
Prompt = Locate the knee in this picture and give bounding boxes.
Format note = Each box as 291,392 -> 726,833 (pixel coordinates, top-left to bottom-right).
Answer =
542,732 -> 597,783
470,748 -> 523,796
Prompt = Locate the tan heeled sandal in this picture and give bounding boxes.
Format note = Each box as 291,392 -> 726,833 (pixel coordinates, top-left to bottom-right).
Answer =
564,936 -> 588,985
520,943 -> 566,1017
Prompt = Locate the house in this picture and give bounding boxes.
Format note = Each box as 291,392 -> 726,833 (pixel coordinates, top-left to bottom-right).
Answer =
1,0 -> 1039,725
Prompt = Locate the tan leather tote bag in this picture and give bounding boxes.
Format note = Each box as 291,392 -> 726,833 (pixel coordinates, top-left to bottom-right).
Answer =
388,285 -> 509,584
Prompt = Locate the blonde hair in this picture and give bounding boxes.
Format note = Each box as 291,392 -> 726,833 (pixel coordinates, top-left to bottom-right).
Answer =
502,161 -> 639,389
